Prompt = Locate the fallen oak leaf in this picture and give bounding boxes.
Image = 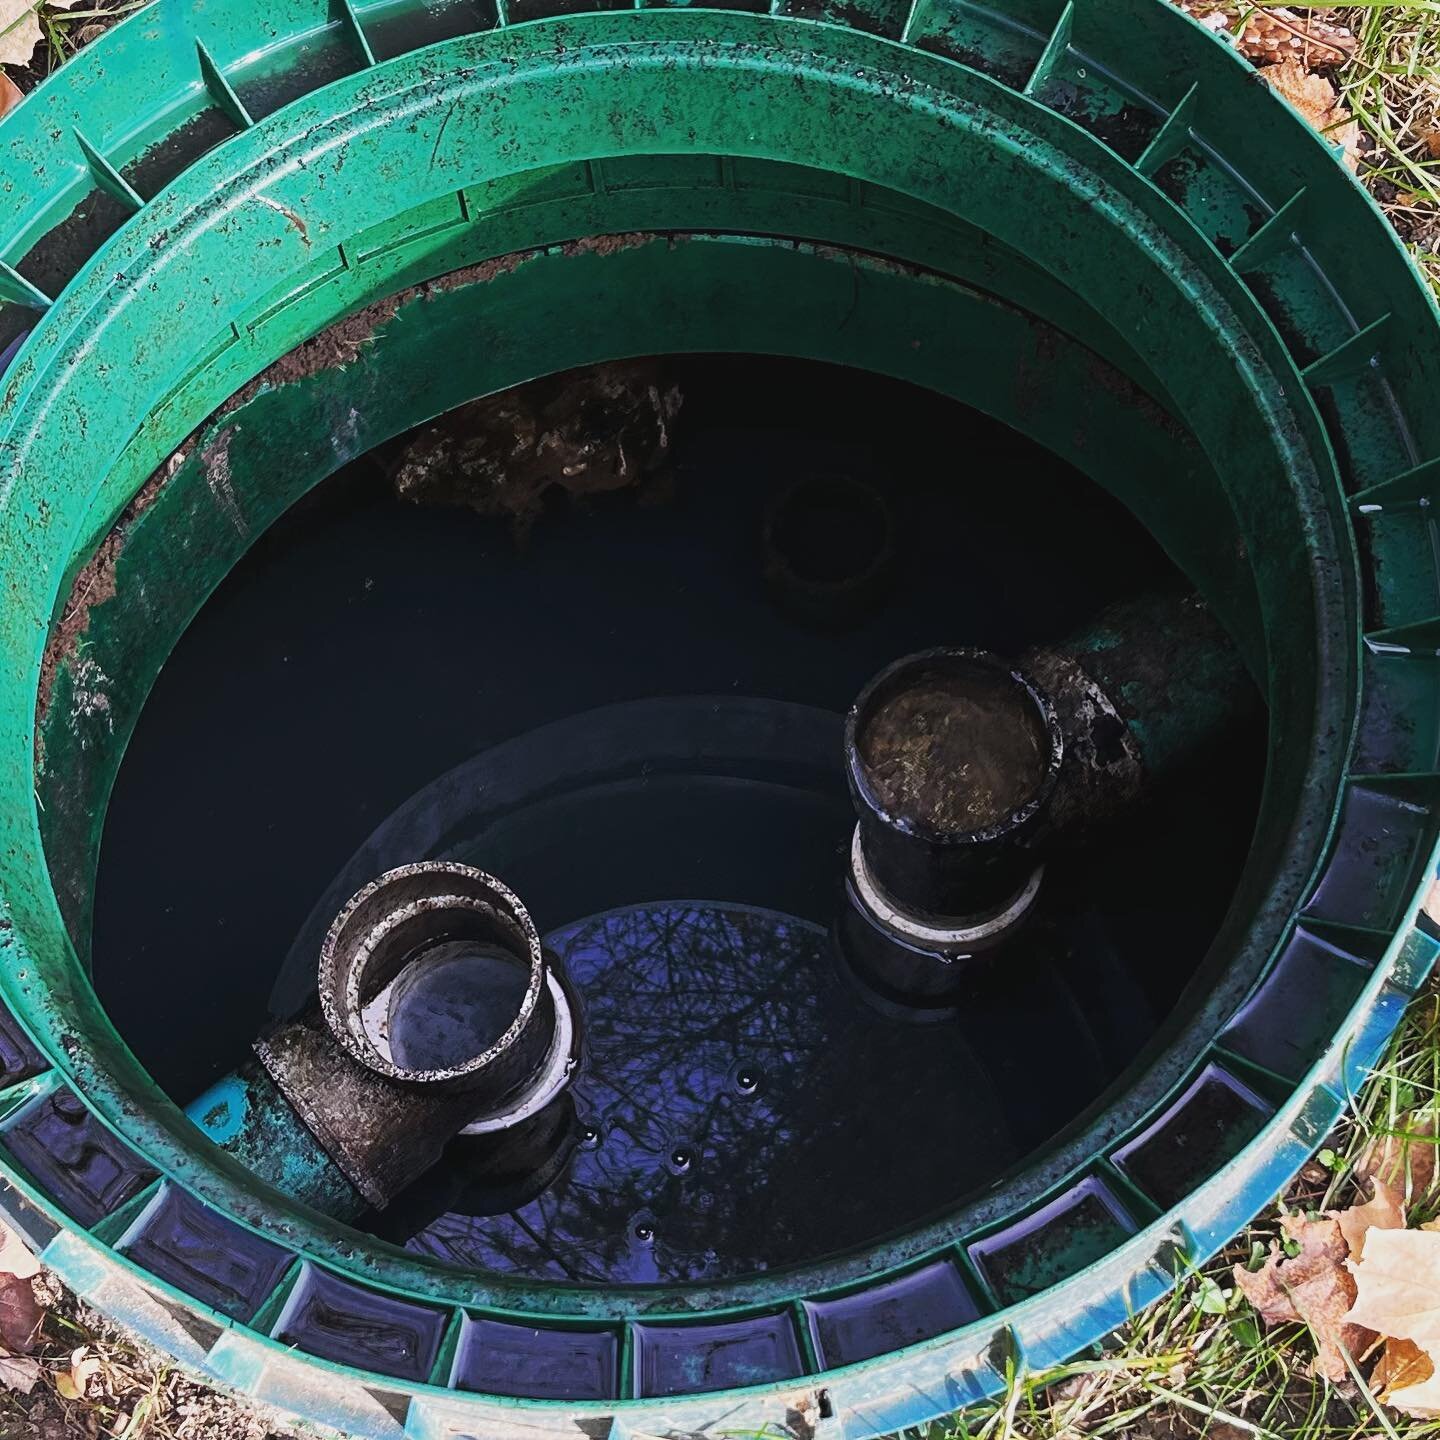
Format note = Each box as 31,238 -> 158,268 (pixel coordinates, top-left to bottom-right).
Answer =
1234,1212 -> 1372,1380
1332,1178 -> 1405,1262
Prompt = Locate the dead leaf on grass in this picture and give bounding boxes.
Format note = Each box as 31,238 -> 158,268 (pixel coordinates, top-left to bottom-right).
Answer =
1333,1178 -> 1405,1262
1233,1211 -> 1371,1380
1347,1227 -> 1440,1345
1383,1375 -> 1440,1419
1264,57 -> 1362,171
1356,1112 -> 1439,1197
1347,1227 -> 1440,1415
1372,1336 -> 1436,1406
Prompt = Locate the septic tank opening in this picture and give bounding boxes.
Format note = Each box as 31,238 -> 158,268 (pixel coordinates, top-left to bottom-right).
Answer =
89,353 -> 1265,1285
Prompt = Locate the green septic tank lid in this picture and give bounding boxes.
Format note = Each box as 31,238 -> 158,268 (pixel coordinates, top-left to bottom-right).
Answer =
0,0 -> 1438,1434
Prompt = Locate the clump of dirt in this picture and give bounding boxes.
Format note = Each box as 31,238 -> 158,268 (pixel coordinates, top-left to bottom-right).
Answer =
858,668 -> 1049,834
389,360 -> 682,531
262,291 -> 407,386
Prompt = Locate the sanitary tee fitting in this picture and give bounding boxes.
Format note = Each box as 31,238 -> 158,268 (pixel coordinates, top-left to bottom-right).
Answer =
251,863 -> 578,1211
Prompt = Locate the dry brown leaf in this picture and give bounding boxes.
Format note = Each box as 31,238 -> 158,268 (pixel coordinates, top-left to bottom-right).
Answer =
1384,1374 -> 1440,1419
0,1221 -> 42,1357
1357,1113 -> 1439,1196
1373,1337 -> 1440,1418
1263,58 -> 1361,172
1373,1336 -> 1436,1401
0,1272 -> 40,1354
0,0 -> 40,70
1344,1226 -> 1440,1413
1333,1179 -> 1406,1262
1347,1227 -> 1440,1342
0,70 -> 20,117
0,1351 -> 40,1394
1233,1212 -> 1372,1379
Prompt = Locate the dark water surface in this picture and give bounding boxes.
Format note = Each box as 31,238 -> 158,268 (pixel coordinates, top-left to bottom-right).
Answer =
93,356 -> 1264,1283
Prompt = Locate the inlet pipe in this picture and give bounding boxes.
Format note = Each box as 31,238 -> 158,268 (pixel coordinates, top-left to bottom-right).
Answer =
189,863 -> 580,1215
842,591 -> 1255,991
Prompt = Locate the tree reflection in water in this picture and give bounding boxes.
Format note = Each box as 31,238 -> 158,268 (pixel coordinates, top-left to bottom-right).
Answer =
391,900 -> 1114,1284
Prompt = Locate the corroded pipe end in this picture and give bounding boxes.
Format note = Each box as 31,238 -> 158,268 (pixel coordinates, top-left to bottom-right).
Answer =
318,862 -> 553,1101
257,863 -> 579,1209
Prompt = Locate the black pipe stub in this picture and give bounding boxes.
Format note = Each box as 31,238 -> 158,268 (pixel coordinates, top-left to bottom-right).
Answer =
249,862 -> 579,1209
762,474 -> 896,628
319,862 -> 560,1107
845,649 -> 1062,954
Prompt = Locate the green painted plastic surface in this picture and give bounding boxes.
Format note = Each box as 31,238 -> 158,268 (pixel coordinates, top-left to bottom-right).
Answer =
0,0 -> 1437,1434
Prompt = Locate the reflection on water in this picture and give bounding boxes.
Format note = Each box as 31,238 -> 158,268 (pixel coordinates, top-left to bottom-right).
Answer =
382,899 -> 1139,1282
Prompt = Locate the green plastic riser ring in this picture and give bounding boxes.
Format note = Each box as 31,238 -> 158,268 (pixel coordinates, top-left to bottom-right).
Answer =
0,1 -> 1438,1435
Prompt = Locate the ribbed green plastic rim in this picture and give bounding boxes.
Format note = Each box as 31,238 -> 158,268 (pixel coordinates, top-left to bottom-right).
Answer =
0,1 -> 1438,1435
